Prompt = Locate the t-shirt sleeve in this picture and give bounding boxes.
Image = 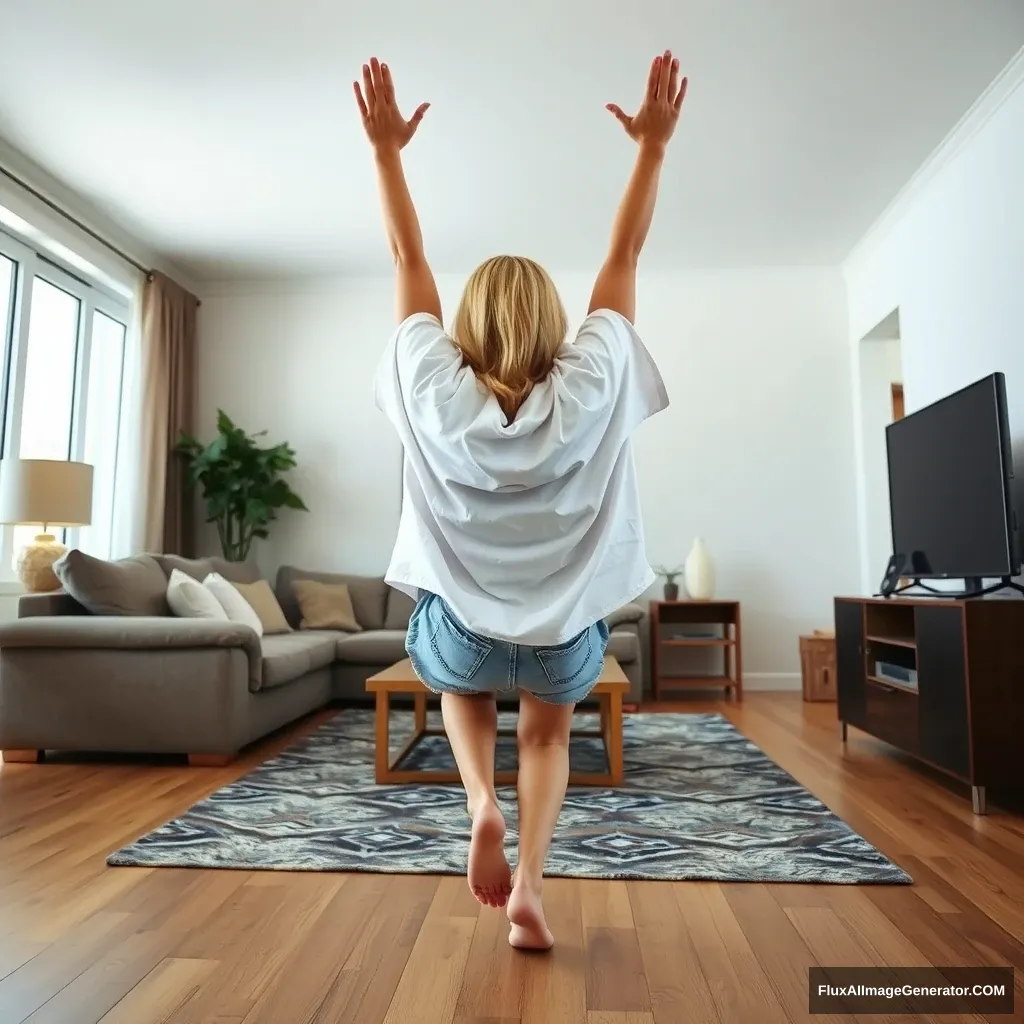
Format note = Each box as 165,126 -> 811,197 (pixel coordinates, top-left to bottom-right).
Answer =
554,308 -> 669,435
373,312 -> 464,425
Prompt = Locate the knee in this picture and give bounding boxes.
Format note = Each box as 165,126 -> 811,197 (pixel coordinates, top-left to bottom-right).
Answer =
517,718 -> 571,749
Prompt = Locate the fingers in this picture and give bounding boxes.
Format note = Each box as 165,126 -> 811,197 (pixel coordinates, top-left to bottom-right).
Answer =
667,56 -> 679,104
381,62 -> 396,104
408,102 -> 430,131
352,81 -> 368,120
362,63 -> 375,108
606,103 -> 632,131
369,57 -> 386,103
674,76 -> 688,112
646,55 -> 660,100
658,49 -> 672,99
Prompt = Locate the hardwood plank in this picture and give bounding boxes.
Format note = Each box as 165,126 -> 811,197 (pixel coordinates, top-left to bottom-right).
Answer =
580,880 -> 634,930
21,871 -> 247,1024
721,884 -> 848,1024
453,899 -> 526,1022
626,881 -> 718,1024
236,875 -> 387,1024
587,1013 -> 655,1024
167,874 -> 344,1022
675,884 -> 789,1024
519,880 -> 587,1024
316,874 -> 437,1024
97,957 -> 219,1024
584,927 -> 650,1013
380,879 -> 478,1024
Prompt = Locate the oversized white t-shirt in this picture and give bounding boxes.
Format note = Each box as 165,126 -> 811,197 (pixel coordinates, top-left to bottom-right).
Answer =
373,307 -> 669,645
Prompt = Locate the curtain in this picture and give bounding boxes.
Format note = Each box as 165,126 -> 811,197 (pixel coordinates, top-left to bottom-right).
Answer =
108,270 -> 147,558
140,272 -> 199,556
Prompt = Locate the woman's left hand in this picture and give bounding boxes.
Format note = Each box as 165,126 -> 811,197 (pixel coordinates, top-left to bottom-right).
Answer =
354,58 -> 429,152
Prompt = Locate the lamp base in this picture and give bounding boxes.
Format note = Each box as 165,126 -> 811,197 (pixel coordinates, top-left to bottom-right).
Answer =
14,534 -> 67,593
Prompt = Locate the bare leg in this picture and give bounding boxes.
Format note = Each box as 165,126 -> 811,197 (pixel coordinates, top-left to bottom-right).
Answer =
441,692 -> 512,908
507,691 -> 574,951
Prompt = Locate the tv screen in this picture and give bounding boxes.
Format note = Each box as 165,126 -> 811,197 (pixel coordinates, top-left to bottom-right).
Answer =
886,372 -> 1020,581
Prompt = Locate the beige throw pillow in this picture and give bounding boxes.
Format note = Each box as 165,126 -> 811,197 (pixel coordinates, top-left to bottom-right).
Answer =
292,579 -> 363,632
232,579 -> 292,634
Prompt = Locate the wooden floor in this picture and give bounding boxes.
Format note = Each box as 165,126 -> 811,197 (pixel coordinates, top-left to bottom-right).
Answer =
1,694 -> 1022,1024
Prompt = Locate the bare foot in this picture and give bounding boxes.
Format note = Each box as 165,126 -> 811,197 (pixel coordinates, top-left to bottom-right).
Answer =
467,801 -> 512,908
507,874 -> 554,950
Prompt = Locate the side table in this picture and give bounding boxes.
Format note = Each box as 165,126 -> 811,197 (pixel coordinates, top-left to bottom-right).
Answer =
650,600 -> 743,700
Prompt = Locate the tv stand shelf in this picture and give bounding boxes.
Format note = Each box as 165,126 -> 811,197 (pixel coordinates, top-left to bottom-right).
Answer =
835,595 -> 1024,814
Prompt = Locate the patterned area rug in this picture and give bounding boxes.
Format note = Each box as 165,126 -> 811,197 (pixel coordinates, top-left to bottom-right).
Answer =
108,710 -> 910,883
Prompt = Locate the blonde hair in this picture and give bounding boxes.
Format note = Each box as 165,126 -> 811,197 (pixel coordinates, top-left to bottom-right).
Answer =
452,255 -> 567,421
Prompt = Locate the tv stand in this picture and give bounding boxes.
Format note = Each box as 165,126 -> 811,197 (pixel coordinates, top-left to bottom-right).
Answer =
888,577 -> 1024,600
835,595 -> 1024,814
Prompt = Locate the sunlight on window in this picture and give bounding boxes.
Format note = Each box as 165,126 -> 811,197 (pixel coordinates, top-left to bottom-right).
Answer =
14,277 -> 80,552
76,312 -> 126,559
0,255 -> 13,354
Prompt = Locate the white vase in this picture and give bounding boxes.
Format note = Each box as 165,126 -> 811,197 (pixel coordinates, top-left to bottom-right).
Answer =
684,537 -> 715,601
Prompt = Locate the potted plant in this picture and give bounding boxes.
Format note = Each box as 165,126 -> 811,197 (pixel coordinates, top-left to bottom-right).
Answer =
654,565 -> 683,602
177,410 -> 308,562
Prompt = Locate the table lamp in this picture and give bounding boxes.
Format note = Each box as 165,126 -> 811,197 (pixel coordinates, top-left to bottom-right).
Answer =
0,458 -> 94,592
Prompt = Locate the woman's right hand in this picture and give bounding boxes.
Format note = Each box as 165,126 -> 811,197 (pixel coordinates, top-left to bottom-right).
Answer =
607,50 -> 688,153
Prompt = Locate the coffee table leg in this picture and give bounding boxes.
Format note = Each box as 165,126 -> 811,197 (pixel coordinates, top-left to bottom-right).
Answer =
607,691 -> 624,786
375,690 -> 391,784
414,692 -> 427,733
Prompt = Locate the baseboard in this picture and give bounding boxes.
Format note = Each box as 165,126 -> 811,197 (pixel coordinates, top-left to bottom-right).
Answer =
742,673 -> 802,692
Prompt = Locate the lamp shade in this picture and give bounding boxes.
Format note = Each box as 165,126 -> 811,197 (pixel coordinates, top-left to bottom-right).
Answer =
0,458 -> 94,527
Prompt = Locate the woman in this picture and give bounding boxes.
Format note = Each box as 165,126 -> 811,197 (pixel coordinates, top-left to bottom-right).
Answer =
355,51 -> 686,950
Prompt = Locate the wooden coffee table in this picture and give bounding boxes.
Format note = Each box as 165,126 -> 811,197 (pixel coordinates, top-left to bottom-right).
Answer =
365,656 -> 628,786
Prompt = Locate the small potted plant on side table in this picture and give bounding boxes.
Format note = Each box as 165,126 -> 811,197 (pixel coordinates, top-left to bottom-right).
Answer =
654,566 -> 683,602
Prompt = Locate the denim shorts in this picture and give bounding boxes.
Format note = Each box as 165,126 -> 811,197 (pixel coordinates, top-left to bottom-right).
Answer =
405,593 -> 609,706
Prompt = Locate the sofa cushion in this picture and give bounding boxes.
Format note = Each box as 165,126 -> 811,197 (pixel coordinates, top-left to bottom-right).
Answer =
260,631 -> 340,689
384,587 -> 416,630
166,569 -> 229,621
335,630 -> 408,666
54,551 -> 169,617
234,579 -> 292,635
294,579 -> 362,632
156,555 -> 261,585
606,629 -> 639,666
204,573 -> 264,635
276,567 -> 387,630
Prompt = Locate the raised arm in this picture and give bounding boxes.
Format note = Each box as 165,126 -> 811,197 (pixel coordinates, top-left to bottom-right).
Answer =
588,50 -> 688,323
354,57 -> 443,323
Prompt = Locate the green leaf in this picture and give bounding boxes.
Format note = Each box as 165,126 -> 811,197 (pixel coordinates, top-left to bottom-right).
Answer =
177,412 -> 308,559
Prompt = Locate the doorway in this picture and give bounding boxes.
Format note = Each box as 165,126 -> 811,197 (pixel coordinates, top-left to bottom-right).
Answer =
857,310 -> 903,589
891,383 -> 905,422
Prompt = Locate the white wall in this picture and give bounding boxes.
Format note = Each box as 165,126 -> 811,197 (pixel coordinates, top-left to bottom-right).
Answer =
858,337 -> 902,590
845,72 -> 1024,590
198,267 -> 859,684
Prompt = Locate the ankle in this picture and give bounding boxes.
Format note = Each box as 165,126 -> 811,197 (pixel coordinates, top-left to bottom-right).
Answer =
514,865 -> 544,892
467,792 -> 499,818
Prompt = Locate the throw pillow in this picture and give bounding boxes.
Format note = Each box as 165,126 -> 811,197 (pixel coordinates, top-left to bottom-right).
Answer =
166,569 -> 228,621
204,573 -> 264,637
53,550 -> 169,616
231,579 -> 292,635
292,579 -> 363,632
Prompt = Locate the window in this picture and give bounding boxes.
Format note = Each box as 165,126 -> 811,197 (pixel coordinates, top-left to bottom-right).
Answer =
0,231 -> 131,571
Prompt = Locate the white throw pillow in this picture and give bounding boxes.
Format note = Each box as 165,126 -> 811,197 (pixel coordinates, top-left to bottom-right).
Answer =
204,572 -> 264,637
166,568 -> 228,621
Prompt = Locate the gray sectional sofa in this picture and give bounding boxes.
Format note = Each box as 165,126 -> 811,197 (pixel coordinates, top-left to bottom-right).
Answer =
0,554 -> 647,764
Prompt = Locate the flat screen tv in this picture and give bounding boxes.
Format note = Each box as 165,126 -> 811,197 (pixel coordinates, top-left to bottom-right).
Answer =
885,372 -> 1020,590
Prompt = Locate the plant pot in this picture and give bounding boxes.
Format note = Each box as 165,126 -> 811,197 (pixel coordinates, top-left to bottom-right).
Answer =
664,581 -> 679,602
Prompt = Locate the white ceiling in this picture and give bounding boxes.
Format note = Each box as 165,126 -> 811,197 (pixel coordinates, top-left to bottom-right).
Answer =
1,0 -> 1023,280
